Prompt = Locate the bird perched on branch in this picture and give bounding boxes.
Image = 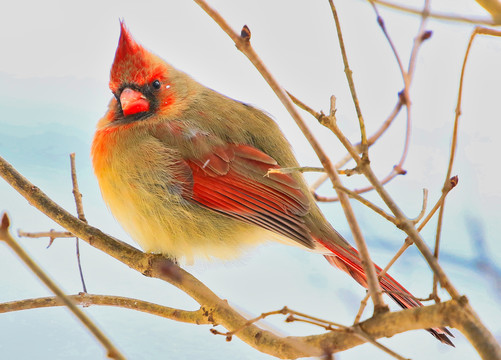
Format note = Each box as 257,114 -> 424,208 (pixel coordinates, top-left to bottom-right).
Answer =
92,21 -> 453,346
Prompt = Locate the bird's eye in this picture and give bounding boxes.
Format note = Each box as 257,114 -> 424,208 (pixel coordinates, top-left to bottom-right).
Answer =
152,80 -> 161,90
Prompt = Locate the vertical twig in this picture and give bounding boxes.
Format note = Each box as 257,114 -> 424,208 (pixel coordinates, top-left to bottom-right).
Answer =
70,153 -> 87,224
328,0 -> 368,157
75,237 -> 87,293
431,26 -> 501,299
70,153 -> 88,293
374,0 -> 431,179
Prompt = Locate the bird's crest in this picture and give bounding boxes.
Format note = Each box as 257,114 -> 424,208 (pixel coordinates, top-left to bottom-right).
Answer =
109,21 -> 167,93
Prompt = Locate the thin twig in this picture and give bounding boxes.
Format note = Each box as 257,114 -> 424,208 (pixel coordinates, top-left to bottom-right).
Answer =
369,0 -> 497,26
316,1 -> 430,202
0,214 -> 125,360
432,26 -> 501,300
75,237 -> 87,292
309,98 -> 404,194
388,0 -> 430,190
211,307 -> 293,340
286,315 -> 341,331
286,93 -> 401,224
212,306 -> 409,360
369,1 -> 407,86
194,0 -> 387,313
312,0 -> 461,300
312,98 -> 461,299
389,0 -> 431,191
328,0 -> 368,157
18,230 -> 74,239
266,162 -> 397,224
211,307 -> 346,340
354,177 -> 458,323
288,94 -> 409,205
69,153 -> 88,293
411,189 -> 428,224
268,167 -> 361,176
285,308 -> 346,330
266,166 -> 326,175
314,167 -> 406,202
293,100 -> 408,203
335,185 -> 397,224
70,153 -> 87,223
408,1 -> 431,80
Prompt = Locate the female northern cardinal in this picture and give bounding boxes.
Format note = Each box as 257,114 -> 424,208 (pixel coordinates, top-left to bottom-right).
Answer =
92,22 -> 453,346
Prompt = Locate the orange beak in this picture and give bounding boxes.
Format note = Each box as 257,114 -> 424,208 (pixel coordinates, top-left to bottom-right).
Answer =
120,88 -> 150,116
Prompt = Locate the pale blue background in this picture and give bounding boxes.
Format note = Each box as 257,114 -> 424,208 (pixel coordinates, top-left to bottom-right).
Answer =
0,1 -> 500,359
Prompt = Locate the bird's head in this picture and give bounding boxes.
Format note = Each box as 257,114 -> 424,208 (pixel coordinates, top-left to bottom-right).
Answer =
108,21 -> 189,122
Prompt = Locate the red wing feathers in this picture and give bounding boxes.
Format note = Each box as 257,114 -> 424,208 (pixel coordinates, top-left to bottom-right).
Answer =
184,144 -> 314,248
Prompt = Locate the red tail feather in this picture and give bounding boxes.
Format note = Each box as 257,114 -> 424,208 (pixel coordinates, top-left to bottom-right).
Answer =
317,238 -> 454,346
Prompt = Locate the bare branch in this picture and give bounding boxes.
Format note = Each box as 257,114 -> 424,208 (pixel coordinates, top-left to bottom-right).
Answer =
18,230 -> 73,239
0,293 -> 209,325
334,185 -> 397,225
309,98 -> 404,194
69,153 -> 88,292
301,297 -> 498,359
370,0 -> 497,25
194,0 -> 387,313
314,167 -> 406,202
432,26 -> 501,299
369,1 -> 407,90
328,0 -> 368,157
213,306 -> 411,360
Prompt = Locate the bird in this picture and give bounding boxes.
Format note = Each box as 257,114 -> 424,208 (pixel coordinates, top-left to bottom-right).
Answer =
91,21 -> 453,346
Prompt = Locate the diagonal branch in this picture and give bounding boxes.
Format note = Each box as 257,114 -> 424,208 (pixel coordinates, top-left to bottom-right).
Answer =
193,0 -> 387,314
0,214 -> 125,360
370,0 -> 497,25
